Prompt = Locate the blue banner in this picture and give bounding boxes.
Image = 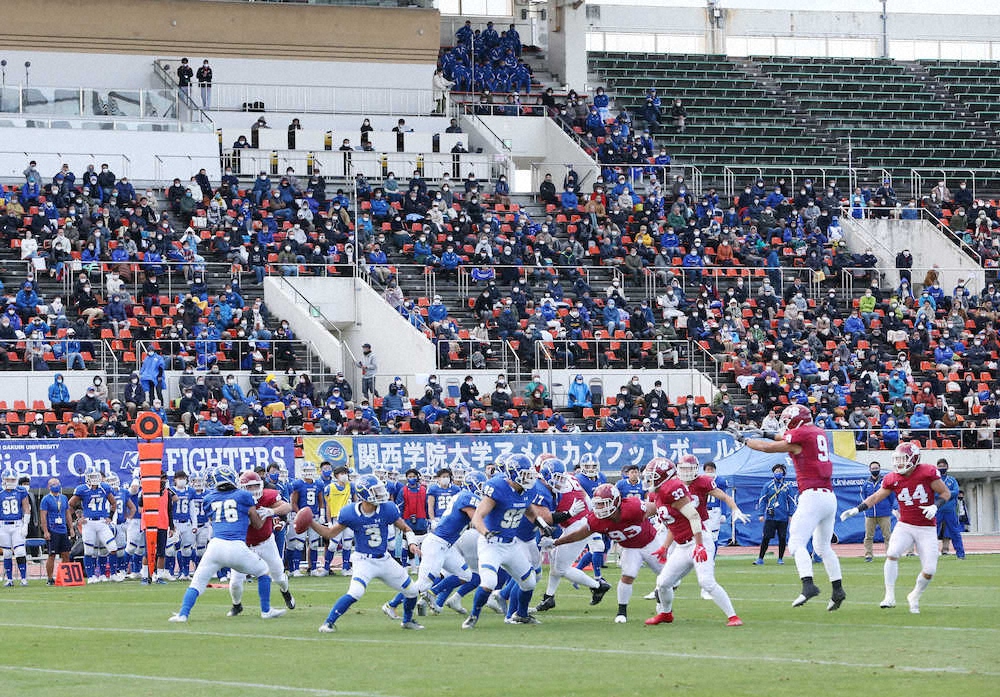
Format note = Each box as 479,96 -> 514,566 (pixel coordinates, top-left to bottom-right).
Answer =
2,436 -> 295,489
349,432 -> 739,474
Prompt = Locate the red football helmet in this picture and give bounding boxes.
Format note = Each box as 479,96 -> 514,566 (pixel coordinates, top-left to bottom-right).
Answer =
591,483 -> 621,519
643,457 -> 677,490
779,404 -> 812,432
240,470 -> 264,502
676,454 -> 700,483
892,442 -> 921,476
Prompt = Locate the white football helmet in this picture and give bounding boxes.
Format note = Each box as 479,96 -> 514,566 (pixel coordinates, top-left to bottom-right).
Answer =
1,468 -> 17,491
191,474 -> 206,494
300,463 -> 318,482
676,454 -> 700,483
892,442 -> 920,476
106,472 -> 121,489
85,466 -> 103,488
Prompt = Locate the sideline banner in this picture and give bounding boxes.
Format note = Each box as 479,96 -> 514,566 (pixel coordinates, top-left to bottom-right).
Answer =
2,436 -> 295,488
347,432 -> 739,475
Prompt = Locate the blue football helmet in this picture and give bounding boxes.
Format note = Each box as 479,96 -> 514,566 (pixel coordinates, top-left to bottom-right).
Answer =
211,466 -> 240,490
579,453 -> 601,478
505,453 -> 537,489
465,470 -> 488,496
355,474 -> 390,504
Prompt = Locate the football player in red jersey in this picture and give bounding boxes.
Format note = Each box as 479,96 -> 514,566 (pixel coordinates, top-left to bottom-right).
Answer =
645,457 -> 742,627
552,480 -> 666,624
740,404 -> 846,611
227,471 -> 296,617
841,442 -> 950,614
677,454 -> 751,599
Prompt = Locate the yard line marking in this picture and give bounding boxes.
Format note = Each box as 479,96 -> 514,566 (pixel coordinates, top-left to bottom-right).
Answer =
0,622 -> 995,677
0,665 -> 398,697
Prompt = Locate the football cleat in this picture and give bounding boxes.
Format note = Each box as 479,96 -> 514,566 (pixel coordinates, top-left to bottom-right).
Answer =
534,595 -> 556,613
590,578 -> 612,605
792,581 -> 821,607
777,559 -> 785,565
879,595 -> 896,609
86,577 -> 99,585
291,570 -> 306,578
46,579 -> 55,586
461,614 -> 479,629
503,615 -> 521,625
614,614 -> 627,624
643,590 -> 657,600
644,612 -> 674,625
401,620 -> 425,630
727,615 -> 744,627
700,589 -> 712,600
3,579 -> 13,588
318,622 -> 336,633
381,602 -> 399,620
310,568 -> 328,577
281,590 -> 296,610
515,614 -> 541,625
227,603 -> 243,617
19,578 -> 28,587
111,572 -> 125,583
261,608 -> 287,619
906,590 -> 920,614
752,558 -> 764,565
827,588 -> 847,612
486,592 -> 506,615
168,614 -> 188,623
444,595 -> 467,615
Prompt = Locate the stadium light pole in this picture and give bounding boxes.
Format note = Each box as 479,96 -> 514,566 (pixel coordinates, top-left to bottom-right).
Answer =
880,0 -> 888,59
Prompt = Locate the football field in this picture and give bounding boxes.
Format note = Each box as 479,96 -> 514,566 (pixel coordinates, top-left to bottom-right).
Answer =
0,554 -> 995,697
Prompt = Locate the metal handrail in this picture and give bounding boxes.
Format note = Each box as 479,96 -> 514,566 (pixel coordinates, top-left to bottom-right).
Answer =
0,150 -> 133,179
532,338 -> 691,372
206,82 -> 435,117
151,60 -> 215,126
131,337 -> 327,378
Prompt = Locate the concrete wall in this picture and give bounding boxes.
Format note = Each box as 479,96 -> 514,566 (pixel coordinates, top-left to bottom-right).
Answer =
263,277 -> 347,378
839,217 -> 984,293
547,0 -> 589,89
0,126 -> 220,183
277,276 -> 438,395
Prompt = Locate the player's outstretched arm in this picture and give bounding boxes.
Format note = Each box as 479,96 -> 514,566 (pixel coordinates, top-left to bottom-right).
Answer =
270,500 -> 292,516
310,519 -> 346,540
552,521 -> 592,547
711,488 -> 749,523
840,487 -> 891,521
745,438 -> 800,454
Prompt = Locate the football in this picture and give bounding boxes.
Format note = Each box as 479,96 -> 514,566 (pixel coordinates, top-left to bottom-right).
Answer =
293,506 -> 314,534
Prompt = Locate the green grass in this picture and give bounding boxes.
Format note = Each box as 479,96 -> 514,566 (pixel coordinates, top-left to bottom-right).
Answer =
0,554 -> 996,697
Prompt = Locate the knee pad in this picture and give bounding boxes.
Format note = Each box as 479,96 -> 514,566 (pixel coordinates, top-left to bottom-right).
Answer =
516,570 -> 536,591
347,578 -> 368,599
402,581 -> 419,599
478,565 -> 498,591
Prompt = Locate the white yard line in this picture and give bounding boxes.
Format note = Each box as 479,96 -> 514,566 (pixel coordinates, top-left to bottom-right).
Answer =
0,665 -> 399,697
0,622 -> 994,677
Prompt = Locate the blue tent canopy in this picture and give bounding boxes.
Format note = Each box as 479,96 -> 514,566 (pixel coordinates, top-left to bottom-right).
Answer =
712,444 -> 873,546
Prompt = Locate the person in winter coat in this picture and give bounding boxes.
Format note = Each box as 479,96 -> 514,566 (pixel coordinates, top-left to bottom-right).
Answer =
566,374 -> 592,416
139,347 -> 166,404
48,373 -> 75,416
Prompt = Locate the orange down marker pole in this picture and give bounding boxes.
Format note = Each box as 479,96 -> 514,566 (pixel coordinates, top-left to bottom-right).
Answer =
134,412 -> 165,580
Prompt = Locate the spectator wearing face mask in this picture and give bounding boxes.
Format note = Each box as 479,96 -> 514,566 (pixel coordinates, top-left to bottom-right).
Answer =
754,464 -> 797,565
859,461 -> 896,562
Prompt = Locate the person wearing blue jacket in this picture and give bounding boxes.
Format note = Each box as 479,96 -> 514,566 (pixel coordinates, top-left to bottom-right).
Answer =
754,463 -> 797,565
139,347 -> 166,404
859,461 -> 896,561
426,296 -> 448,325
566,374 -> 591,416
934,458 -> 965,559
48,373 -> 75,416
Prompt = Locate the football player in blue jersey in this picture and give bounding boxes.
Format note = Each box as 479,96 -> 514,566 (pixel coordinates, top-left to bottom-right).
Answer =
574,453 -> 609,581
264,464 -> 289,558
69,466 -> 119,584
107,473 -> 134,582
462,454 -> 546,629
189,473 -> 211,567
124,477 -> 146,578
427,467 -> 462,530
0,468 -> 32,586
615,464 -> 645,499
169,466 -> 286,622
171,471 -> 197,579
384,469 -> 480,618
289,463 -> 326,576
306,474 -> 423,633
